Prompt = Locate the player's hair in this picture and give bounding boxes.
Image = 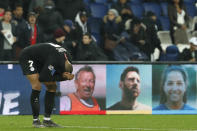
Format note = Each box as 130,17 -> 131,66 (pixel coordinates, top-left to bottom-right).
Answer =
75,65 -> 95,80
120,66 -> 139,81
160,65 -> 188,104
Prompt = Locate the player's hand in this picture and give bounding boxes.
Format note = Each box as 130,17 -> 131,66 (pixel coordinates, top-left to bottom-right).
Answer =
62,72 -> 74,80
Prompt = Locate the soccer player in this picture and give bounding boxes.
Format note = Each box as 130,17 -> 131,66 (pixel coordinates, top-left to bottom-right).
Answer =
19,43 -> 74,127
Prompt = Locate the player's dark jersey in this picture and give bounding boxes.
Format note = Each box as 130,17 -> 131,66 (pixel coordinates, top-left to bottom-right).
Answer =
19,43 -> 71,82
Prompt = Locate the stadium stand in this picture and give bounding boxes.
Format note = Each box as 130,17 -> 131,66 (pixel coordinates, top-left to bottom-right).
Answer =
143,2 -> 162,18
83,0 -> 90,4
160,2 -> 168,17
183,0 -> 197,4
130,4 -> 145,19
159,45 -> 180,61
1,0 -> 196,62
94,0 -> 108,4
90,3 -> 108,18
130,0 -> 143,4
159,16 -> 170,31
88,17 -> 102,34
88,17 -> 102,45
184,2 -> 197,18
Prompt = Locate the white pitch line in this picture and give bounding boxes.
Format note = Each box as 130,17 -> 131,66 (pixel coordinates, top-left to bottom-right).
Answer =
23,125 -> 197,131
62,125 -> 197,131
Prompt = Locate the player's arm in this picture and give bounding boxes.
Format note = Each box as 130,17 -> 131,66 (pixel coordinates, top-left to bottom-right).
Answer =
39,57 -> 74,82
39,66 -> 73,82
62,72 -> 74,80
39,66 -> 59,82
53,53 -> 74,81
38,60 -> 65,82
53,71 -> 74,81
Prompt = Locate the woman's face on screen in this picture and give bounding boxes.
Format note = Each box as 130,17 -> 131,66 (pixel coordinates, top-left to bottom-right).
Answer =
164,71 -> 186,103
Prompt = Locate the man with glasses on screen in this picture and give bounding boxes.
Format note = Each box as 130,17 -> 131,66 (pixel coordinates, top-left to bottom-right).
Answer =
108,66 -> 151,110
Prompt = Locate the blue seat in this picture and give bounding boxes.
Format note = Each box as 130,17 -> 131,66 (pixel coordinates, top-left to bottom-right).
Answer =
159,45 -> 179,61
94,0 -> 108,4
183,0 -> 196,4
160,2 -> 168,17
159,16 -> 170,31
165,45 -> 179,61
83,0 -> 89,4
143,2 -> 162,18
92,32 -> 101,46
88,17 -> 102,34
184,3 -> 197,18
90,3 -> 108,18
130,4 -> 145,18
130,0 -> 143,4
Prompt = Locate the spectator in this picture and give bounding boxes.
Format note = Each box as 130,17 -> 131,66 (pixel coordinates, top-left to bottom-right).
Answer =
63,19 -> 80,42
0,9 -> 17,61
12,2 -> 24,24
0,1 -> 8,21
11,0 -> 31,19
111,0 -> 134,26
60,65 -> 100,111
100,9 -> 122,60
142,11 -> 163,56
12,2 -> 27,60
0,6 -> 4,21
168,0 -> 190,44
74,11 -> 91,38
52,28 -> 66,46
108,66 -> 151,110
179,37 -> 197,61
56,0 -> 86,21
128,18 -> 151,60
28,0 -> 49,15
21,0 -> 31,19
153,65 -> 196,110
52,28 -> 76,60
62,20 -> 79,60
37,0 -> 64,41
75,32 -> 108,61
27,12 -> 44,45
18,12 -> 44,50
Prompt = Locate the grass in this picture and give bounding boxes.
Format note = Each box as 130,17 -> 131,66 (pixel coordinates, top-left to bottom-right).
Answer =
0,114 -> 197,131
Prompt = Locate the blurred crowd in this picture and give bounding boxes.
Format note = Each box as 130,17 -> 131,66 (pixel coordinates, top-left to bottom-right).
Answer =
0,0 -> 197,61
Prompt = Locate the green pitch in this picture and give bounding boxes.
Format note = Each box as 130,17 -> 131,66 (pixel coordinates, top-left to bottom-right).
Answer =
0,115 -> 197,131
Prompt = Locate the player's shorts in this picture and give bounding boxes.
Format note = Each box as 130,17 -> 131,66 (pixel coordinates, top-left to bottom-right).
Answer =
19,50 -> 40,75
